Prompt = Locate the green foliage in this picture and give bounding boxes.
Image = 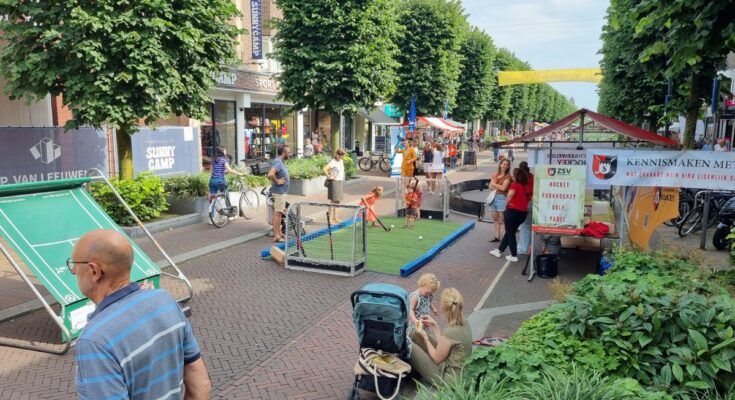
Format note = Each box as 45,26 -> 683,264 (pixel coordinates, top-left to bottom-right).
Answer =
285,154 -> 329,180
0,0 -> 241,133
465,248 -> 735,397
728,226 -> 735,266
90,172 -> 168,226
343,154 -> 357,178
163,174 -> 209,199
453,28 -> 495,121
418,367 -> 671,400
393,0 -> 468,116
272,0 -> 401,114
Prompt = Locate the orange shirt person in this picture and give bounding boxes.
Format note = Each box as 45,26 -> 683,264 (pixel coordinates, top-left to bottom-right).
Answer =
361,186 -> 384,227
397,138 -> 417,178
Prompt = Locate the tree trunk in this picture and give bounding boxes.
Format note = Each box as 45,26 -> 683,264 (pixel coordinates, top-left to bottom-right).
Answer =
682,74 -> 702,149
116,126 -> 134,180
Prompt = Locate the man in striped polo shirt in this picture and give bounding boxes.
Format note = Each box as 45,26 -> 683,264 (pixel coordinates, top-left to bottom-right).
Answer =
71,229 -> 210,399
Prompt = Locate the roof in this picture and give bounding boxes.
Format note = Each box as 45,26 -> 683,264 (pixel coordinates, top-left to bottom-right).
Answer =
498,109 -> 678,147
359,108 -> 400,125
401,116 -> 464,132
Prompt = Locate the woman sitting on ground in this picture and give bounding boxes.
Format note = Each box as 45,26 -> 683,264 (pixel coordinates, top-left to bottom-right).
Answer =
409,288 -> 473,384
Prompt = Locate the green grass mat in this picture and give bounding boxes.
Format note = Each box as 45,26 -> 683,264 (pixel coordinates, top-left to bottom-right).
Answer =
289,217 -> 464,275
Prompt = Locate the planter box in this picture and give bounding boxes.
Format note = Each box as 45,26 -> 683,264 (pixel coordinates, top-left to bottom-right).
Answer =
167,196 -> 209,215
288,176 -> 327,196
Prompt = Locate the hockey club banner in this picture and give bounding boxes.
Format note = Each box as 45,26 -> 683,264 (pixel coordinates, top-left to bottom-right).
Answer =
586,149 -> 735,190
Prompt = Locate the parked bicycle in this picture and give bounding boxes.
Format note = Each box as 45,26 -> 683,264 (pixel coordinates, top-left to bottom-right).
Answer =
358,152 -> 392,173
210,177 -> 261,228
677,190 -> 733,237
664,188 -> 696,227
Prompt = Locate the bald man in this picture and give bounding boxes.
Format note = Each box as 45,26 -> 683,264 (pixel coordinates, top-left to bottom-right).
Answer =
714,138 -> 728,152
70,229 -> 210,400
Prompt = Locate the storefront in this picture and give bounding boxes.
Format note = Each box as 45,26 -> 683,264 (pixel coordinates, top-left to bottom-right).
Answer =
201,68 -> 303,167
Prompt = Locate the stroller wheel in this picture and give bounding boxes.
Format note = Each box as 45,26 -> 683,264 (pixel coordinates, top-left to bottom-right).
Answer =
348,386 -> 359,400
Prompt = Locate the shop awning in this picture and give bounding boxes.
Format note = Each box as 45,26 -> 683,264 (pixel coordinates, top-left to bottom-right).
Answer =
401,116 -> 464,132
359,108 -> 400,125
498,109 -> 678,147
444,119 -> 466,129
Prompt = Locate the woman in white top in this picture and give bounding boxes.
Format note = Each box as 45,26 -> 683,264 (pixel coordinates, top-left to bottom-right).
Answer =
323,149 -> 346,224
429,143 -> 445,192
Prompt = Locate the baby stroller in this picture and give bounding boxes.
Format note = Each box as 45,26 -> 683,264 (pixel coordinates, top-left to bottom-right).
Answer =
261,187 -> 304,237
349,283 -> 411,400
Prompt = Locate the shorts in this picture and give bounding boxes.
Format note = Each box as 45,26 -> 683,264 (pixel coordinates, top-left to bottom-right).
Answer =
327,180 -> 344,202
272,193 -> 287,213
406,208 -> 418,217
209,178 -> 227,195
488,194 -> 507,212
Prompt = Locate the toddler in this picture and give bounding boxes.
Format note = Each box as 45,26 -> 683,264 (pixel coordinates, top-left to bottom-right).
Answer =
408,273 -> 440,336
404,186 -> 418,229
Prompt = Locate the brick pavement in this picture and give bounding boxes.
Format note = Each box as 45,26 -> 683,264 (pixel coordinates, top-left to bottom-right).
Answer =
0,151 -> 507,399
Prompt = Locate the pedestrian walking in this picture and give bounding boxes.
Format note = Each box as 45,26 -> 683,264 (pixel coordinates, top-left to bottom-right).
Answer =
324,149 -> 346,224
268,145 -> 291,242
72,229 -> 210,400
489,168 -> 530,262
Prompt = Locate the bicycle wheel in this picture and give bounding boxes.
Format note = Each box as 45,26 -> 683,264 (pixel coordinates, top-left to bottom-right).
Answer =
210,194 -> 230,228
678,208 -> 702,237
358,157 -> 373,171
239,189 -> 260,219
666,201 -> 691,227
378,156 -> 391,173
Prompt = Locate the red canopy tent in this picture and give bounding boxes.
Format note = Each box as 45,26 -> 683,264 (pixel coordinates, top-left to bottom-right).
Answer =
401,116 -> 464,132
498,109 -> 678,147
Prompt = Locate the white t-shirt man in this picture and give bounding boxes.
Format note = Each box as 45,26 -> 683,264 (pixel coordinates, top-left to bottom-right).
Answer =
327,158 -> 345,181
714,140 -> 728,152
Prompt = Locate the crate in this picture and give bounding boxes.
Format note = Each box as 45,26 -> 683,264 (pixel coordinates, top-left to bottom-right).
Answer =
250,161 -> 272,176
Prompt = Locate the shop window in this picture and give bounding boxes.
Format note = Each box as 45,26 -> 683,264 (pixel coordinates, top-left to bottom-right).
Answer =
201,101 -> 237,168
244,103 -> 295,160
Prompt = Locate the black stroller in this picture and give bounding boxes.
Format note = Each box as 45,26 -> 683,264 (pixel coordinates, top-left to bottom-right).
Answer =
349,283 -> 411,400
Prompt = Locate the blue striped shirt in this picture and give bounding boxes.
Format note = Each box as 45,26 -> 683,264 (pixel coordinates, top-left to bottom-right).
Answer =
75,284 -> 201,400
211,156 -> 227,179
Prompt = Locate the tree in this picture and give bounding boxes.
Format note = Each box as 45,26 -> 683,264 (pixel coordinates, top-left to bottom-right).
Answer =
393,0 -> 468,116
0,0 -> 242,179
272,0 -> 401,116
453,27 -> 495,123
484,48 -> 514,127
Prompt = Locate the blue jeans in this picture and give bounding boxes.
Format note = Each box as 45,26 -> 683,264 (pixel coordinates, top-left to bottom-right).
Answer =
517,201 -> 532,254
209,178 -> 227,195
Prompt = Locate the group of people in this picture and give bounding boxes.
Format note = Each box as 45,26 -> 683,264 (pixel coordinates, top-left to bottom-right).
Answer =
700,137 -> 731,152
486,159 -> 534,262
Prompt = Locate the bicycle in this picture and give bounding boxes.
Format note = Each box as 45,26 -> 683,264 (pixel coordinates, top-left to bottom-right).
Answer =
358,152 -> 392,173
209,177 -> 261,228
677,191 -> 732,237
664,188 -> 696,227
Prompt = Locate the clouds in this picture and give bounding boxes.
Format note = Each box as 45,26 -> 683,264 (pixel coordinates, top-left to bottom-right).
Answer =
462,0 -> 608,111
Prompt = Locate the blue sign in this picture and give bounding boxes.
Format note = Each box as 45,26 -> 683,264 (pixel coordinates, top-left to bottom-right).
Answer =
251,0 -> 263,60
132,127 -> 201,177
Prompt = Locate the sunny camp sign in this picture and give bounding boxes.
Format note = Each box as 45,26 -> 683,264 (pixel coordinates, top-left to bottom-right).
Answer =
586,149 -> 735,190
533,165 -> 586,234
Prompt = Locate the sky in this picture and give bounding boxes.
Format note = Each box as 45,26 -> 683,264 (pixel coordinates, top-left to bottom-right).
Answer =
462,0 -> 609,111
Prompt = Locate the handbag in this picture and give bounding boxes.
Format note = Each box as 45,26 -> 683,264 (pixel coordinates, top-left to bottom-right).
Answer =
358,348 -> 411,400
324,178 -> 332,188
486,189 -> 497,205
414,158 -> 423,172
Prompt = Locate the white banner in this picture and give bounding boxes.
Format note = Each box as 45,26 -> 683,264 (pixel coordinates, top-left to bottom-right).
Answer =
586,149 -> 735,190
529,147 -> 611,189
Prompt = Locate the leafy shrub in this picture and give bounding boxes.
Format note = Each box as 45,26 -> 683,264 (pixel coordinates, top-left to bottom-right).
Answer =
285,154 -> 356,179
465,247 -> 735,397
728,226 -> 735,266
90,172 -> 167,225
163,174 -> 209,199
417,367 -> 671,400
343,154 -> 357,178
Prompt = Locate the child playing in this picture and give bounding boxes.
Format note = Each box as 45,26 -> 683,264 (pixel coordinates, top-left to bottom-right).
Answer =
408,273 -> 440,336
413,178 -> 423,220
404,186 -> 418,229
360,186 -> 383,228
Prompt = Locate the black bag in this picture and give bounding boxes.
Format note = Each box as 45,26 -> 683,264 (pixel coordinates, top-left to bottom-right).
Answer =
324,178 -> 332,188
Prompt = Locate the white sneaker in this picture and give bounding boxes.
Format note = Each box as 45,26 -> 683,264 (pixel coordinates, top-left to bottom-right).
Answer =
489,249 -> 502,258
506,255 -> 519,262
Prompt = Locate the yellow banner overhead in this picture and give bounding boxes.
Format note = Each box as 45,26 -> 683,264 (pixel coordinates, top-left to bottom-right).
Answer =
498,68 -> 602,86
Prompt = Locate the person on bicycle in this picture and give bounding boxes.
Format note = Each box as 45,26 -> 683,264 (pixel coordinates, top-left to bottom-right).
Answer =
209,147 -> 245,199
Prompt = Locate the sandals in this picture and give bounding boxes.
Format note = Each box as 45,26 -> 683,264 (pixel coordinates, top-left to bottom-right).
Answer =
489,237 -> 500,243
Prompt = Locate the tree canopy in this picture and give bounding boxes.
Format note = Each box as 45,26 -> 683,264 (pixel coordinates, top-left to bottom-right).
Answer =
272,0 -> 401,114
453,27 -> 496,122
393,0 -> 468,116
0,0 -> 242,178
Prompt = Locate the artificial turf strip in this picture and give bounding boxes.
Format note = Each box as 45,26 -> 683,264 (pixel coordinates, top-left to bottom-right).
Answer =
261,217 -> 468,276
364,217 -> 465,275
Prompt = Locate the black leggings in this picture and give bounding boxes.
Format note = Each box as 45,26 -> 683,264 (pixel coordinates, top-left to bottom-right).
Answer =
499,208 -> 528,257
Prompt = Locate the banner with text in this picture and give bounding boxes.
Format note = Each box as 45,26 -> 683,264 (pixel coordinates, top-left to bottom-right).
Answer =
250,0 -> 263,60
586,149 -> 735,190
132,127 -> 200,177
529,147 -> 610,189
0,127 -> 109,185
533,164 -> 586,234
624,187 -> 679,250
